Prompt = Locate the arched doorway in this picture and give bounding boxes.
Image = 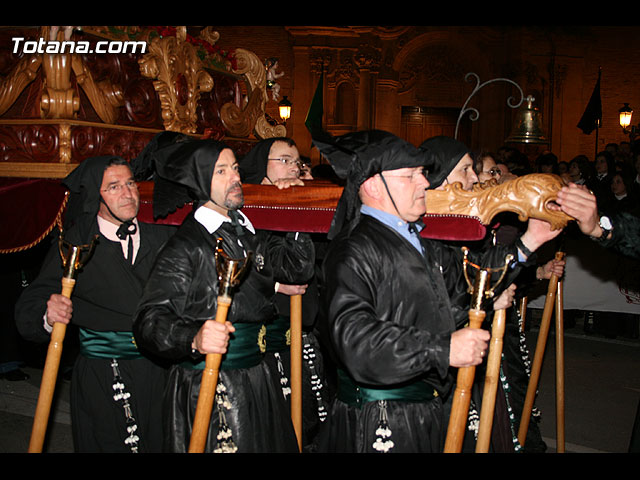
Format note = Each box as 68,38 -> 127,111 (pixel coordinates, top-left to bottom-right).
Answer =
400,106 -> 471,148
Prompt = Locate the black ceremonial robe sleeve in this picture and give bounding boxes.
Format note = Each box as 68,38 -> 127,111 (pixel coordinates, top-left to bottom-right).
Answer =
320,216 -> 454,392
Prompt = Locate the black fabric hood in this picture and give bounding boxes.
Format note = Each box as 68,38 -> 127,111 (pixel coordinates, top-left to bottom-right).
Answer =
419,136 -> 471,189
311,129 -> 424,239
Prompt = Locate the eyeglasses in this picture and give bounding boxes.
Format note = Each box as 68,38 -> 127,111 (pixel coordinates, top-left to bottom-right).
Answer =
268,157 -> 302,168
102,180 -> 138,195
382,168 -> 429,183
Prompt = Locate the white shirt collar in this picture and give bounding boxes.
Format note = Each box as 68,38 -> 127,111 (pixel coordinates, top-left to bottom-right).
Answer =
194,205 -> 255,235
96,215 -> 140,262
97,215 -> 139,242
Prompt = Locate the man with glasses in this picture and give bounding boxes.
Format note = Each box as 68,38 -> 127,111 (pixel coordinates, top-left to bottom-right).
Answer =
239,136 -> 308,188
15,156 -> 175,452
311,130 -> 561,453
421,135 -> 565,452
238,136 -> 327,449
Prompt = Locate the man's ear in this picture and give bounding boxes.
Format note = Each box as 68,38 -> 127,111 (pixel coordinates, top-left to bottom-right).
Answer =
360,175 -> 383,200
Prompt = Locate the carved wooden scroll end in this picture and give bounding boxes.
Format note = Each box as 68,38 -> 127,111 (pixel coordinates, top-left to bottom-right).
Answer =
425,173 -> 573,229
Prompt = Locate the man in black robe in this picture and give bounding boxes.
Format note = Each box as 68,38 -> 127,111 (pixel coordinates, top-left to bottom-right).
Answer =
238,136 -> 329,449
421,135 -> 566,452
15,155 -> 175,452
313,130 -> 561,453
132,139 -> 315,453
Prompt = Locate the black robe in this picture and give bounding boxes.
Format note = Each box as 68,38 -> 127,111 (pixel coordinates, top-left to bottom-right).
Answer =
133,212 -> 315,453
315,214 -> 522,453
15,216 -> 175,452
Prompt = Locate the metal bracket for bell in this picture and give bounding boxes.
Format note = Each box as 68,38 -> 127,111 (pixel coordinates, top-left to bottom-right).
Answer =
214,237 -> 253,298
57,230 -> 99,280
505,95 -> 548,144
461,247 -> 514,311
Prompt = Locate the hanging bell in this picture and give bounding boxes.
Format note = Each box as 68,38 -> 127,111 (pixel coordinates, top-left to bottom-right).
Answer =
505,95 -> 548,144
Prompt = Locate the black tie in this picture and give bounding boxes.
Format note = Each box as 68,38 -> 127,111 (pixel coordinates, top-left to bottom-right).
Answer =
228,210 -> 249,250
116,220 -> 137,264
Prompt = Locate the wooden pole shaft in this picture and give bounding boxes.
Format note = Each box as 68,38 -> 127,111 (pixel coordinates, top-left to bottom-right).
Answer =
555,279 -> 565,453
290,294 -> 303,452
444,308 -> 486,453
188,295 -> 231,453
28,276 -> 75,453
475,308 -> 507,453
517,251 -> 564,447
519,297 -> 528,333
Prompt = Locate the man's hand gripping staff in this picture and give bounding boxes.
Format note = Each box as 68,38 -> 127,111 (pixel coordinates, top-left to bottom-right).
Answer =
188,238 -> 252,453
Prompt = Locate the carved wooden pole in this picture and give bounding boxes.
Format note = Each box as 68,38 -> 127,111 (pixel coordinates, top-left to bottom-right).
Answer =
28,233 -> 97,453
519,297 -> 528,333
189,294 -> 232,453
188,239 -> 251,453
475,308 -> 507,453
555,274 -> 565,453
290,294 -> 303,452
518,252 -> 565,447
444,249 -> 513,453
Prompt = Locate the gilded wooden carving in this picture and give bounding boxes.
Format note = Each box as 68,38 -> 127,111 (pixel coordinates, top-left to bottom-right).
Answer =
71,56 -> 124,124
139,30 -> 214,133
220,48 -> 286,139
40,50 -> 79,119
0,26 -> 126,123
0,54 -> 42,117
425,173 -> 573,229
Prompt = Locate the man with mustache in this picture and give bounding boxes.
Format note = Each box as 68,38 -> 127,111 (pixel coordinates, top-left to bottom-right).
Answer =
133,139 -> 315,453
15,156 -> 175,452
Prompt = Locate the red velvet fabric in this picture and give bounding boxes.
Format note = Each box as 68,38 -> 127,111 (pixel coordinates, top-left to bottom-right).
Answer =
0,178 -> 68,252
2,179 -> 487,253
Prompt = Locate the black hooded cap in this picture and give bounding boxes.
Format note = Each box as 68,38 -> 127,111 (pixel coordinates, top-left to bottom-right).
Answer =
237,137 -> 290,184
62,155 -> 127,235
311,129 -> 424,239
130,130 -> 195,181
151,138 -> 231,219
419,136 -> 471,189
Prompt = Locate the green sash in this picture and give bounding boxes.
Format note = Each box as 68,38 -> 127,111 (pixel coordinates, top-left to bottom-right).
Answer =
79,328 -> 141,359
337,368 -> 438,408
181,322 -> 263,370
264,315 -> 290,352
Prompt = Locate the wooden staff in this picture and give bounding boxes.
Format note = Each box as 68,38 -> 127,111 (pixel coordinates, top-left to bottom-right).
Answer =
290,294 -> 303,452
517,251 -> 565,447
188,294 -> 232,453
444,249 -> 513,453
28,232 -> 97,453
188,239 -> 251,453
444,306 -> 487,453
555,275 -> 565,452
519,297 -> 528,333
475,308 -> 507,453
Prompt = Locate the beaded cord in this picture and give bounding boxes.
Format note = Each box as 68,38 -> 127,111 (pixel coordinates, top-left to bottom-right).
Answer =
303,335 -> 327,423
274,352 -> 291,399
372,400 -> 394,452
213,381 -> 238,453
110,358 -> 139,453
